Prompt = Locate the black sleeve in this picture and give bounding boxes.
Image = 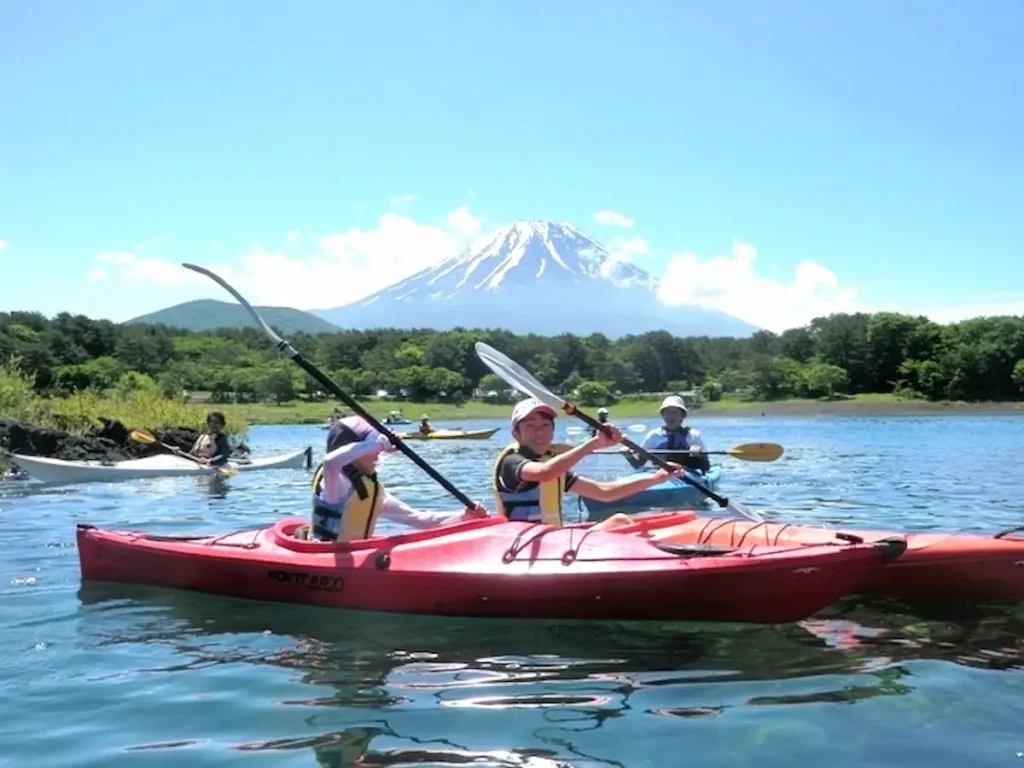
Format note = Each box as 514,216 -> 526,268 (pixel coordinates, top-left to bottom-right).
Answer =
211,434 -> 232,466
501,453 -> 578,492
564,470 -> 578,492
497,453 -> 529,491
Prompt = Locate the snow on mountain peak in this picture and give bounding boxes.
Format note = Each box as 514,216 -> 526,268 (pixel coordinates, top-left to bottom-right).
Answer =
315,218 -> 759,338
422,218 -> 650,296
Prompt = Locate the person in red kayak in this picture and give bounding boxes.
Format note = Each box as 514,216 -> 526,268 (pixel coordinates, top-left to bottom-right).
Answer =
493,398 -> 686,530
307,416 -> 489,542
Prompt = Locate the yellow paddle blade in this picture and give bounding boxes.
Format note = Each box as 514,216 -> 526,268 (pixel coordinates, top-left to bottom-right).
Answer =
214,465 -> 238,477
726,442 -> 784,462
129,428 -> 157,445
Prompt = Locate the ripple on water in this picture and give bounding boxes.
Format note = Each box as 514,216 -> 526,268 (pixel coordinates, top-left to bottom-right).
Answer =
1,417 -> 1024,767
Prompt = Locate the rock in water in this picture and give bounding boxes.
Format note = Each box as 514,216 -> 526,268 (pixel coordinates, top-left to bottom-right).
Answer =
0,418 -> 201,463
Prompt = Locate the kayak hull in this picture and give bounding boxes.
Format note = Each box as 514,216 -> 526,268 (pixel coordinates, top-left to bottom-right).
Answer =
626,513 -> 1024,601
396,428 -> 500,441
581,465 -> 723,518
75,515 -> 906,624
11,447 -> 312,485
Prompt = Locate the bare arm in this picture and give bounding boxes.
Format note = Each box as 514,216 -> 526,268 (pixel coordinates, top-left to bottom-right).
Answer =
518,436 -> 604,483
570,467 -> 680,504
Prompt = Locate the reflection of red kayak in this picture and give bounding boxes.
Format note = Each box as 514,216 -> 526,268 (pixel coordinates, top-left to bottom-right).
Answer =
75,516 -> 905,624
620,511 -> 1024,601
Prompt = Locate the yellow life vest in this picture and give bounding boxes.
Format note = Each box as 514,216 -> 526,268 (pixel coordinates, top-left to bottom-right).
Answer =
491,442 -> 574,526
310,461 -> 384,542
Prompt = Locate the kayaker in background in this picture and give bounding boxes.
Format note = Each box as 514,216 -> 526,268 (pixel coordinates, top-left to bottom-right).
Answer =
625,395 -> 710,474
190,411 -> 231,467
493,398 -> 686,531
587,407 -> 610,437
307,416 -> 489,542
418,415 -> 435,436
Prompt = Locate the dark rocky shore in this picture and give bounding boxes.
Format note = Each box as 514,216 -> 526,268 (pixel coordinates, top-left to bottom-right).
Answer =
1,418 -> 205,465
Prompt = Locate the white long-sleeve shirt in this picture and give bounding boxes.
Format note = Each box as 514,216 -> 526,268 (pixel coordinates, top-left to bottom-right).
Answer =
317,434 -> 471,530
640,426 -> 707,453
626,426 -> 708,469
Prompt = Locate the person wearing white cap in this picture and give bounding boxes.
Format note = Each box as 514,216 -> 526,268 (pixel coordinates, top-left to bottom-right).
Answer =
587,407 -> 610,437
625,394 -> 710,474
492,398 -> 686,530
305,416 -> 489,542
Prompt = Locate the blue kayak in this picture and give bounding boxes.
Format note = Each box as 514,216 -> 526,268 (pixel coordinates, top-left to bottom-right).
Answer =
579,464 -> 724,520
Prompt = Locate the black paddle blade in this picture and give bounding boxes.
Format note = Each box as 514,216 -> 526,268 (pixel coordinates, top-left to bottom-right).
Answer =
652,542 -> 738,558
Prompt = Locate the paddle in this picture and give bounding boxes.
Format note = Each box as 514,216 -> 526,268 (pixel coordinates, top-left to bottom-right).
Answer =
474,341 -> 765,523
181,263 -> 479,510
594,442 -> 785,463
566,423 -> 643,442
129,428 -> 238,477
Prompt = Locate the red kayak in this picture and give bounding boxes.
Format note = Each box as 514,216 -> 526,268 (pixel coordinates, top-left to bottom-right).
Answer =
620,512 -> 1024,601
75,516 -> 907,624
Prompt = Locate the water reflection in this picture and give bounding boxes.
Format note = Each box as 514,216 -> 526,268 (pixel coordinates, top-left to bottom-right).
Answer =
75,583 -> 1024,764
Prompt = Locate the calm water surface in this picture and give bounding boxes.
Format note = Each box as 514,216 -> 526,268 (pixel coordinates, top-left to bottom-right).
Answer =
2,414 -> 1023,766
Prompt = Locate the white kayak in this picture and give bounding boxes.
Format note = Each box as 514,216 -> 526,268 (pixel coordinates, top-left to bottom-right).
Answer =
10,447 -> 313,485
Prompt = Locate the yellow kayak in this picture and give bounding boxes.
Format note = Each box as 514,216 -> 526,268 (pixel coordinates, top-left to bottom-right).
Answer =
396,428 -> 499,441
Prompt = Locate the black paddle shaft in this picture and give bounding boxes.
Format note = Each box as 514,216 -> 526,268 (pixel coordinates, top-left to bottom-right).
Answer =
283,346 -> 477,509
561,402 -> 730,508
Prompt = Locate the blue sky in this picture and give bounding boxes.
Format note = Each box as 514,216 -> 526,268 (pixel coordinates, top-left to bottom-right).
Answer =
2,0 -> 1022,332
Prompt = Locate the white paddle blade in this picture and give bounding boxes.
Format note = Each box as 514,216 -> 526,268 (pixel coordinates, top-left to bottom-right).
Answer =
728,500 -> 764,523
474,342 -> 563,409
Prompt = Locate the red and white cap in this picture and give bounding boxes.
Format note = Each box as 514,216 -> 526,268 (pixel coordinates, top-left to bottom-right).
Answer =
510,398 -> 557,430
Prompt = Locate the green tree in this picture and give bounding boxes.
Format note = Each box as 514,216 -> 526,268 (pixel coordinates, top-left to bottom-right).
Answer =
1012,360 -> 1024,395
803,363 -> 850,398
577,380 -> 617,407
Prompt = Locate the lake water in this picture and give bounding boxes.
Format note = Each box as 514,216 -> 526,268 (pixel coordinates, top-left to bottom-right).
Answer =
2,414 -> 1023,767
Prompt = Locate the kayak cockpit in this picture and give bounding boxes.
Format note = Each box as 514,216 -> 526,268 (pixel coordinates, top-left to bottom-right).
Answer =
267,516 -> 509,553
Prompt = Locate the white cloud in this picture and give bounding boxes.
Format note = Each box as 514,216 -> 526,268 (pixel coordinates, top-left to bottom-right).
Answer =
593,210 -> 635,228
89,206 -> 482,310
388,193 -> 417,207
285,230 -> 302,244
91,250 -> 236,287
0,239 -> 9,251
446,205 -> 481,236
657,241 -> 861,332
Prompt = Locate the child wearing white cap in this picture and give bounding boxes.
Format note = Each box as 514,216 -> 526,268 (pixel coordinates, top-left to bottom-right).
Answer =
492,398 -> 685,530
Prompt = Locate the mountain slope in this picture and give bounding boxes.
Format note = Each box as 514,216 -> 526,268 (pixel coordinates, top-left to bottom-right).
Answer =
126,299 -> 340,334
313,221 -> 758,338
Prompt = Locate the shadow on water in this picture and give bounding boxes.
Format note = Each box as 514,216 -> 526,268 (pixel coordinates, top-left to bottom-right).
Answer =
76,583 -> 1024,766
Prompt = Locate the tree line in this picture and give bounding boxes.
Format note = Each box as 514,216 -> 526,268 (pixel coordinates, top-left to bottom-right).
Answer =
2,309 -> 1023,405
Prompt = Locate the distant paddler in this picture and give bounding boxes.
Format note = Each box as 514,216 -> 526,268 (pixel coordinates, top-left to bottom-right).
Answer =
189,411 -> 232,467
587,407 -> 610,437
624,395 -> 710,474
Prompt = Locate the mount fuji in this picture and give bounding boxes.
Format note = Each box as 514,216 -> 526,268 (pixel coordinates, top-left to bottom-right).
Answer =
312,221 -> 758,338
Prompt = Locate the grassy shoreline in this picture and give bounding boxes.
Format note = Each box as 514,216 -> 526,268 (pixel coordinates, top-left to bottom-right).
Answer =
110,393 -> 1024,426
